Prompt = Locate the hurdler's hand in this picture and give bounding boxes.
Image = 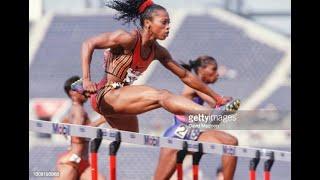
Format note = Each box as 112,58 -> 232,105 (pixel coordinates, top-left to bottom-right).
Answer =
216,96 -> 232,106
83,78 -> 97,93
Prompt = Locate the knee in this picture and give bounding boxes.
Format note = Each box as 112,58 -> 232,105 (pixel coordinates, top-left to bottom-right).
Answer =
164,148 -> 178,156
157,89 -> 172,102
224,135 -> 238,146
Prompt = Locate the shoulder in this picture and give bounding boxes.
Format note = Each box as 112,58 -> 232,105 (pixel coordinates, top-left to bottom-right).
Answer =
112,29 -> 135,38
154,42 -> 171,61
111,29 -> 136,41
111,29 -> 137,50
154,41 -> 165,52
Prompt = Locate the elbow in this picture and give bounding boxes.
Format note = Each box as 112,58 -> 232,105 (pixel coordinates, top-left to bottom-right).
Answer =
82,39 -> 95,51
181,72 -> 194,85
181,77 -> 191,86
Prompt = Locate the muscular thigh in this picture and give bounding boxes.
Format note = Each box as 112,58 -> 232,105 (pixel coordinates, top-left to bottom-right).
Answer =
105,114 -> 139,132
198,130 -> 236,145
100,85 -> 163,115
55,164 -> 78,180
154,148 -> 178,176
80,167 -> 106,180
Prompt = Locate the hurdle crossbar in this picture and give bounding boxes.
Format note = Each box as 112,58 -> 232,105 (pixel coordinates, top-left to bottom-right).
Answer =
29,119 -> 291,162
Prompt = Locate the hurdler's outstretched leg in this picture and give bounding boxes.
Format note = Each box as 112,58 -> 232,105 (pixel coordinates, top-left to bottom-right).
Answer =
100,85 -> 239,117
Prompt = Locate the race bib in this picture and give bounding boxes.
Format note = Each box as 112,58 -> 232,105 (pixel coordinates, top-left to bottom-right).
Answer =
123,68 -> 142,84
188,128 -> 201,141
174,124 -> 201,140
174,124 -> 189,139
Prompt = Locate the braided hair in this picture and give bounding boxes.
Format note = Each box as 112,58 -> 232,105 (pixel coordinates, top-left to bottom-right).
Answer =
106,0 -> 166,26
180,55 -> 217,74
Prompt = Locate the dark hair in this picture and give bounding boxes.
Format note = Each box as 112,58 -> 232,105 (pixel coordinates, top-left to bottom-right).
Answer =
106,0 -> 166,26
64,76 -> 80,97
180,55 -> 217,74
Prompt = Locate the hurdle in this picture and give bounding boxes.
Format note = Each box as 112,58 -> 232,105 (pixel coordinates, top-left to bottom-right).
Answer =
264,151 -> 275,180
90,129 -> 103,180
29,119 -> 290,179
249,150 -> 261,180
109,132 -> 121,180
192,143 -> 203,180
176,141 -> 188,180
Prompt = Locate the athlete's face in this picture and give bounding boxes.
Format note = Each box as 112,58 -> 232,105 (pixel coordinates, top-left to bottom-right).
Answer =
70,90 -> 87,103
199,63 -> 219,84
149,9 -> 170,40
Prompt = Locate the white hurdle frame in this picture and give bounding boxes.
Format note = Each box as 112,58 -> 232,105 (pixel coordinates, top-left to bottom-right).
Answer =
29,119 -> 290,162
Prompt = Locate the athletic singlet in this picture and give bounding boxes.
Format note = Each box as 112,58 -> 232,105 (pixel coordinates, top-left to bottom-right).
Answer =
90,30 -> 156,114
192,96 -> 204,106
102,30 -> 155,85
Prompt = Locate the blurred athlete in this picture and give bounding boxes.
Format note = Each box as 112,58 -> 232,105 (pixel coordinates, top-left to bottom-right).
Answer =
154,56 -> 238,180
55,76 -> 105,180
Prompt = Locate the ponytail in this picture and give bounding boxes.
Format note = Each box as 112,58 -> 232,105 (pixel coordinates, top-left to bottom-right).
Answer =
180,56 -> 217,74
180,60 -> 201,72
106,0 -> 165,26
